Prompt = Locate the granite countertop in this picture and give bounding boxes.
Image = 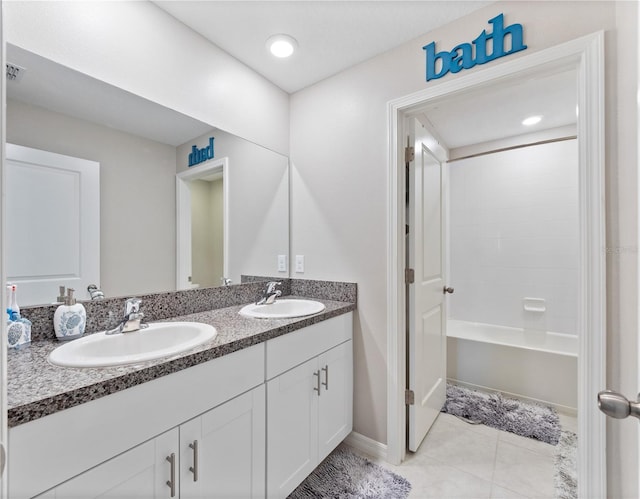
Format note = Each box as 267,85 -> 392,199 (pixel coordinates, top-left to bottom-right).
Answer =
8,297 -> 355,428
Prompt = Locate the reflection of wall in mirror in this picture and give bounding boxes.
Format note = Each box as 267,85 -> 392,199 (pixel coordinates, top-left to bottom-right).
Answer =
177,130 -> 289,285
7,99 -> 177,299
7,99 -> 290,303
191,178 -> 224,288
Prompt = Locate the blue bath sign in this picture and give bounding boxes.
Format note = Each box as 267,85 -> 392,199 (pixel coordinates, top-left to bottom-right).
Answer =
423,13 -> 527,81
188,137 -> 215,167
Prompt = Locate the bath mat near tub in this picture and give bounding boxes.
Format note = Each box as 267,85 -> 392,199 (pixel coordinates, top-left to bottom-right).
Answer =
442,383 -> 562,445
554,430 -> 578,499
287,446 -> 411,499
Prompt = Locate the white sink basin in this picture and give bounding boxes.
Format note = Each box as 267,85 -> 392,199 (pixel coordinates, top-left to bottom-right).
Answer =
239,299 -> 326,319
48,322 -> 217,368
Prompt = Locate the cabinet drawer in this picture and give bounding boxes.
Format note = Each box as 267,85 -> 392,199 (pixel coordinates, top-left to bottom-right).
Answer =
266,312 -> 352,380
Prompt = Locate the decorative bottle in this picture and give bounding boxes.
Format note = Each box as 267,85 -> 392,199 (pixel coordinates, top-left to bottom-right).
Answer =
54,288 -> 86,341
7,283 -> 31,349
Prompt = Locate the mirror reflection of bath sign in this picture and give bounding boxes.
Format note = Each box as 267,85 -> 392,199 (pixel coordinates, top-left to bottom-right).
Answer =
188,137 -> 215,167
423,13 -> 527,81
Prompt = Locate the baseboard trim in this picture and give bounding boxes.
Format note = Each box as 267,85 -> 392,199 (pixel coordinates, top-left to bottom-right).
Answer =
343,431 -> 387,460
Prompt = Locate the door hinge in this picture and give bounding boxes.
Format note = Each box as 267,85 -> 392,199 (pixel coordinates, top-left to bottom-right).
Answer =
405,146 -> 415,163
405,389 -> 415,405
405,268 -> 415,284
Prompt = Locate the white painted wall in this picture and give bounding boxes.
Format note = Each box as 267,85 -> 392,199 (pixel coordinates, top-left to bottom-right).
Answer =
3,1 -> 289,156
449,139 -> 579,335
7,100 -> 176,298
290,2 -> 638,496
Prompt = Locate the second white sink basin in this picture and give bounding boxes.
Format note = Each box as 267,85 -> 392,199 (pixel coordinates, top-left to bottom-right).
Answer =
239,299 -> 326,319
48,321 -> 217,368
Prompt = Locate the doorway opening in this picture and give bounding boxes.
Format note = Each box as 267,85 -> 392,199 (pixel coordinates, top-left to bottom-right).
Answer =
176,157 -> 229,290
388,32 -> 606,497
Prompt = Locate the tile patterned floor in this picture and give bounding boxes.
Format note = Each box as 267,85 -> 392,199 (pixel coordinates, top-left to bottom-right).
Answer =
349,412 -> 578,499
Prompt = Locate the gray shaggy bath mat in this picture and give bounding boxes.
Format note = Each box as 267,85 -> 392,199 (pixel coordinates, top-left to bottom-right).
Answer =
288,447 -> 411,499
554,430 -> 578,499
442,384 -> 561,445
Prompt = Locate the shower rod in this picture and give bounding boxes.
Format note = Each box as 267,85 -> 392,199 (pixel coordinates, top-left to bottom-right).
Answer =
447,135 -> 577,163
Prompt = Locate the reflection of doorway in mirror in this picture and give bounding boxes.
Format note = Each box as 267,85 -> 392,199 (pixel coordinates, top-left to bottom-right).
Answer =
190,177 -> 224,288
176,157 -> 229,291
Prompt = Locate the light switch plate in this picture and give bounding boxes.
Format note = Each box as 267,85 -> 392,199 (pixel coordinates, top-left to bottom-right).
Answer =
295,255 -> 305,273
277,255 -> 287,272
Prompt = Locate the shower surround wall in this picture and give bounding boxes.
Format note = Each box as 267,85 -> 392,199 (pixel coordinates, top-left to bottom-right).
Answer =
448,139 -> 579,335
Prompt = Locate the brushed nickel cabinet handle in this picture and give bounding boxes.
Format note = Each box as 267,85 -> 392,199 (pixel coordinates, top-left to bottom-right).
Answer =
189,440 -> 199,482
313,370 -> 321,395
166,453 -> 176,497
321,365 -> 329,390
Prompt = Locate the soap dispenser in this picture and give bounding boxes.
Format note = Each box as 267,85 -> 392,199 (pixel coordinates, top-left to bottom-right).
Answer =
54,287 -> 86,341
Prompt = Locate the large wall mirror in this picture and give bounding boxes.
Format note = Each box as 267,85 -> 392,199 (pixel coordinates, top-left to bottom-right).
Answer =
6,44 -> 290,305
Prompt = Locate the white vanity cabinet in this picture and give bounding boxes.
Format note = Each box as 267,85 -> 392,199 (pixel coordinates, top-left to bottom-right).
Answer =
10,344 -> 265,499
266,313 -> 353,499
180,385 -> 265,499
10,311 -> 354,499
35,428 -> 179,499
35,386 -> 265,499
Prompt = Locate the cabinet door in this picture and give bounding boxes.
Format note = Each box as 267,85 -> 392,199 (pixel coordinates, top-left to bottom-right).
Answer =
317,340 -> 353,461
267,357 -> 319,499
42,429 -> 178,499
181,385 -> 265,499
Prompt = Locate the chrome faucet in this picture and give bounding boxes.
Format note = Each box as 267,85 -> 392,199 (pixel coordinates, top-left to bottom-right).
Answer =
106,297 -> 148,335
256,281 -> 282,305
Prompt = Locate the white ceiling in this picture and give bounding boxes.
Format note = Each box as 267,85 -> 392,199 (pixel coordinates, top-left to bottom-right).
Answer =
152,0 -> 576,147
6,2 -> 577,151
418,69 -> 578,149
153,1 -> 493,93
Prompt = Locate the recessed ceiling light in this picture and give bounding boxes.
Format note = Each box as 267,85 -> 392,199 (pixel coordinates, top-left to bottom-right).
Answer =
522,115 -> 542,126
266,34 -> 297,58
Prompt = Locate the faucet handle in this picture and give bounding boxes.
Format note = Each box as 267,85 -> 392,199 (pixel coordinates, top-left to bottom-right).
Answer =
266,281 -> 282,293
125,297 -> 142,315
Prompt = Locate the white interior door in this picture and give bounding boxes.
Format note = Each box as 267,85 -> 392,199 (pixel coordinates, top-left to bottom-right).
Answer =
5,144 -> 99,305
408,118 -> 447,452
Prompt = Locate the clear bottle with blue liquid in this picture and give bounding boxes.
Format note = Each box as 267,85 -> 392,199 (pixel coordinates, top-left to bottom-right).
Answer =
7,283 -> 31,349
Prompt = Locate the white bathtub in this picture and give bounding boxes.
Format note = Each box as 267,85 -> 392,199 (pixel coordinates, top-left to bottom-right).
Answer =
446,319 -> 578,413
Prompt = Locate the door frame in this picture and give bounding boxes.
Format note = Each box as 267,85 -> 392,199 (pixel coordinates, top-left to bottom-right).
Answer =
386,31 -> 606,497
0,2 -> 7,494
176,157 -> 229,290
